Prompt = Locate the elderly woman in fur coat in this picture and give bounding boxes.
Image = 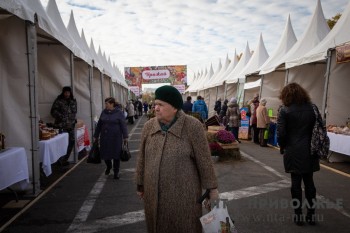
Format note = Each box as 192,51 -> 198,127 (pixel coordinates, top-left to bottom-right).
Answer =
136,85 -> 219,233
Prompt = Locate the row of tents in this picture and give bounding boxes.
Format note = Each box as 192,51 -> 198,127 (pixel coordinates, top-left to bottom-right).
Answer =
185,0 -> 350,125
0,0 -> 134,194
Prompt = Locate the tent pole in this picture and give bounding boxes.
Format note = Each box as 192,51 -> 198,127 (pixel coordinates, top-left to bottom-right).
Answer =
88,66 -> 94,141
259,75 -> 263,98
26,21 -> 40,195
224,82 -> 227,100
284,69 -> 289,85
322,49 -> 332,121
100,72 -> 104,107
70,52 -> 77,163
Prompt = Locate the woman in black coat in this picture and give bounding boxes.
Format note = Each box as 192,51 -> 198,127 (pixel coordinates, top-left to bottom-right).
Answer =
94,97 -> 128,179
277,83 -> 320,226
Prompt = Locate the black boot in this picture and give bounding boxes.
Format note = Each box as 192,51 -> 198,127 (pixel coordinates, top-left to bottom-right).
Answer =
105,160 -> 112,175
113,159 -> 120,179
105,167 -> 111,175
306,213 -> 316,225
293,213 -> 304,226
113,169 -> 119,179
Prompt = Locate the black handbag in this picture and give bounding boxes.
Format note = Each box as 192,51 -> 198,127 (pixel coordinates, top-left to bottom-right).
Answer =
310,104 -> 330,159
120,142 -> 131,162
87,141 -> 101,164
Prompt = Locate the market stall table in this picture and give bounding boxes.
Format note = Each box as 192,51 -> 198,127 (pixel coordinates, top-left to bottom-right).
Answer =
0,147 -> 29,191
39,132 -> 68,176
327,132 -> 350,159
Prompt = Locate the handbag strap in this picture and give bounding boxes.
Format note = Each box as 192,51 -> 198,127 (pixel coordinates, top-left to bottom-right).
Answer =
311,104 -> 323,126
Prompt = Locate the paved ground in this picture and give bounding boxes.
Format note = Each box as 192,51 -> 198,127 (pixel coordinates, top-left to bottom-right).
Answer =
1,115 -> 350,233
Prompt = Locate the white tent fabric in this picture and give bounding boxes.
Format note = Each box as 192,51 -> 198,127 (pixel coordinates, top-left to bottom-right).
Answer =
325,54 -> 350,125
206,53 -> 231,88
45,0 -> 86,62
206,55 -> 231,116
1,0 -> 56,37
260,72 -> 285,116
199,60 -> 222,91
92,68 -> 103,119
198,64 -> 214,91
89,39 -> 104,71
238,33 -> 269,80
0,1 -> 128,195
212,49 -> 239,87
66,11 -> 93,65
244,79 -> 261,90
286,0 -> 350,67
226,42 -> 252,84
0,16 -> 35,189
260,0 -> 330,114
194,64 -> 214,92
284,0 -> 331,110
259,15 -> 297,75
284,0 -> 330,68
286,63 -> 327,109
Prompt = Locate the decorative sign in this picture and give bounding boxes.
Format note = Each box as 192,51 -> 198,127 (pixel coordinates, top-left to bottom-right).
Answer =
173,84 -> 186,94
238,107 -> 250,139
129,86 -> 140,96
76,125 -> 90,152
124,65 -> 187,89
336,43 -> 350,64
142,69 -> 170,80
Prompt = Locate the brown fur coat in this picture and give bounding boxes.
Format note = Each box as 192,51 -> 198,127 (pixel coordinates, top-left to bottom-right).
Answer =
136,110 -> 218,233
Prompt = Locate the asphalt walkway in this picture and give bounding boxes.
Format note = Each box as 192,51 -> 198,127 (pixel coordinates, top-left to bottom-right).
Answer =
1,114 -> 350,233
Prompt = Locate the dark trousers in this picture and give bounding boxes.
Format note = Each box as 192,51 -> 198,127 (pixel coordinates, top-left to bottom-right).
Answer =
229,127 -> 239,141
258,128 -> 267,146
127,116 -> 134,124
105,159 -> 120,175
251,124 -> 259,143
61,129 -> 75,162
291,173 -> 316,215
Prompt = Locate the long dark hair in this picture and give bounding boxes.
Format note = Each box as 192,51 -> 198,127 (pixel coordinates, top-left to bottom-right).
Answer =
279,83 -> 311,106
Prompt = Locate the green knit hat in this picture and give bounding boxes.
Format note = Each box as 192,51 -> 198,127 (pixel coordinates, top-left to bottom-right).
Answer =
155,85 -> 183,109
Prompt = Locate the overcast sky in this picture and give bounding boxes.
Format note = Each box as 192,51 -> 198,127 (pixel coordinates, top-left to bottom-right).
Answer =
40,0 -> 348,84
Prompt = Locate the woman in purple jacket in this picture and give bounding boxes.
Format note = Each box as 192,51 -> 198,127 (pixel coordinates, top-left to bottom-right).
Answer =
94,97 -> 129,179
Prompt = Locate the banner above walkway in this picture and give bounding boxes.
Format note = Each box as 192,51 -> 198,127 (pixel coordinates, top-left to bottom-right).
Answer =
124,65 -> 187,88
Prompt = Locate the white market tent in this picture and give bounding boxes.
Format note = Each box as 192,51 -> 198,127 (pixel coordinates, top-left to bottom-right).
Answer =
200,65 -> 214,102
238,33 -> 269,106
225,42 -> 252,103
286,0 -> 350,125
283,0 -> 330,111
209,49 -> 239,90
206,54 -> 231,116
258,15 -> 297,114
0,0 -> 128,195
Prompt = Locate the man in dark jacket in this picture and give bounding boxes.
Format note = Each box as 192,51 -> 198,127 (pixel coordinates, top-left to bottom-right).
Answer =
51,86 -> 77,166
182,96 -> 193,113
214,98 -> 222,115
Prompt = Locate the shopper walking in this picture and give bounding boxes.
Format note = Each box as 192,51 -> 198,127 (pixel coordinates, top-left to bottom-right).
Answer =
94,97 -> 128,179
136,85 -> 218,233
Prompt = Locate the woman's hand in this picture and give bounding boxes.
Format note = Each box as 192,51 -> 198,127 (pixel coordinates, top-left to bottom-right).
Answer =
204,189 -> 219,211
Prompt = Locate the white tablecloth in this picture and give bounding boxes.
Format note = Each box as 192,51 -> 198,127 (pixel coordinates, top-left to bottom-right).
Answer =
39,133 -> 69,176
327,132 -> 350,156
0,147 -> 29,190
